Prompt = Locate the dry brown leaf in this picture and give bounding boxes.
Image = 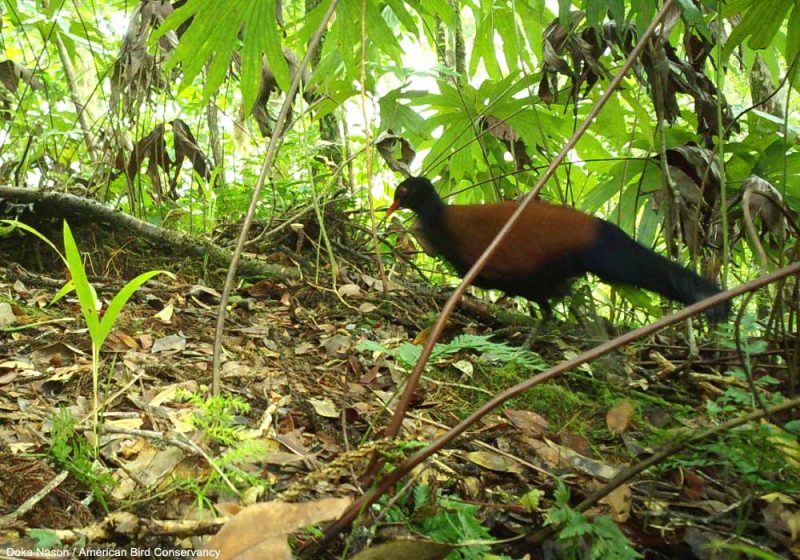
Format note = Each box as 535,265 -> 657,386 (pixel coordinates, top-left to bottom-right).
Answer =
0,302 -> 16,328
205,498 -> 351,560
106,331 -> 139,352
336,283 -> 362,298
606,400 -> 634,434
464,451 -> 521,474
294,342 -> 314,355
350,539 -> 455,560
308,397 -> 338,419
358,302 -> 377,313
599,484 -> 632,522
504,409 -> 549,436
151,334 -> 187,354
154,303 -> 174,323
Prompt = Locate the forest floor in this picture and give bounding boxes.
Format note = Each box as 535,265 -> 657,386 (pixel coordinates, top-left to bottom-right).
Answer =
1,221 -> 798,560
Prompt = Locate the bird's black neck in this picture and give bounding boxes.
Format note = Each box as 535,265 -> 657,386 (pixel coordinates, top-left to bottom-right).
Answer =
413,196 -> 446,223
414,199 -> 470,272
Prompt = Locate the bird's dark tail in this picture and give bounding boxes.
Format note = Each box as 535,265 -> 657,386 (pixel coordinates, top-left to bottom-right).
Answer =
582,220 -> 730,320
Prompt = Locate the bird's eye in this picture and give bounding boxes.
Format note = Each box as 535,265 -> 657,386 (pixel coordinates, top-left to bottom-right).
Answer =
398,187 -> 407,197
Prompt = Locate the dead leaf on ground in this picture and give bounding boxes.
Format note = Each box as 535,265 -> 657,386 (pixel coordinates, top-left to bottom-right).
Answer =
350,539 -> 455,560
504,409 -> 549,436
294,342 -> 314,355
205,497 -> 351,560
599,484 -> 632,522
336,283 -> 362,298
31,342 -> 83,364
151,334 -> 187,354
464,451 -> 521,474
762,500 -> 800,546
154,303 -> 174,323
308,397 -> 338,419
606,400 -> 634,434
0,302 -> 17,327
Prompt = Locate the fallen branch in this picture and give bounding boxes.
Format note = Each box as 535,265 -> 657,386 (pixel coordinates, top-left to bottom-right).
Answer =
0,185 -> 297,279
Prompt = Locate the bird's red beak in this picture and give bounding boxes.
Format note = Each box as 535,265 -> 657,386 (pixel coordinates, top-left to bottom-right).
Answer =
386,200 -> 401,217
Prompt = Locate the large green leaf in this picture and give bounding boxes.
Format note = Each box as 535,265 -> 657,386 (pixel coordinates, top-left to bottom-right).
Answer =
723,0 -> 794,57
156,0 -> 290,112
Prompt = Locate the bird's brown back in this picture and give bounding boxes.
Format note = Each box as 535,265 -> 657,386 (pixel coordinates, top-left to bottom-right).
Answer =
440,201 -> 600,281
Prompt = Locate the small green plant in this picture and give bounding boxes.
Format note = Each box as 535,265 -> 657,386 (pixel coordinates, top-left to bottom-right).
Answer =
3,220 -> 173,434
49,408 -> 114,510
358,334 -> 546,371
175,392 -> 271,506
379,485 -> 509,560
544,480 -> 641,560
178,390 -> 251,446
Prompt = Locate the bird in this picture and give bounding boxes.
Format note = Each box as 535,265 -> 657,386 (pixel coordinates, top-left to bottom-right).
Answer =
386,176 -> 730,320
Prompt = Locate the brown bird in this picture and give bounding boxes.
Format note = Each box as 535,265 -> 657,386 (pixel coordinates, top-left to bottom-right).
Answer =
387,176 -> 729,319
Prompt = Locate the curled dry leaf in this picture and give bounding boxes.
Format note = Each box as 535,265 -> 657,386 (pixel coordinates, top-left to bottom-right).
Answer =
599,484 -> 633,523
0,302 -> 16,328
606,400 -> 634,434
375,131 -> 416,176
204,497 -> 351,560
336,283 -> 362,298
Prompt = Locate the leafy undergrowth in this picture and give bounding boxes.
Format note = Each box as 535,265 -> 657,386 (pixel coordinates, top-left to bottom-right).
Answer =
1,250 -> 799,560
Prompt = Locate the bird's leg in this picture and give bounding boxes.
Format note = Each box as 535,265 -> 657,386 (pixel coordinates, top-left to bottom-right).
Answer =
523,300 -> 553,349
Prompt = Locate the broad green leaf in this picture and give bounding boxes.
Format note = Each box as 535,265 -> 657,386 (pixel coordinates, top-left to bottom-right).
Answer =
260,0 -> 290,93
364,0 -> 403,64
675,0 -> 703,25
470,13 -> 502,80
747,0 -> 793,50
99,270 -> 174,344
495,8 -> 521,74
723,0 -> 793,57
156,0 -> 289,110
384,0 -> 418,32
50,281 -> 75,306
62,221 -> 100,337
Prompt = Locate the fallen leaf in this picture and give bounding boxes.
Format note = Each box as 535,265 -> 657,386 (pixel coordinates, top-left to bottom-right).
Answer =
155,303 -> 174,323
464,451 -> 521,474
350,539 -> 454,560
606,400 -> 634,434
452,359 -> 473,377
505,409 -> 549,436
337,283 -> 362,298
294,342 -> 314,355
308,397 -> 338,418
599,484 -> 632,522
0,302 -> 17,327
205,497 -> 351,560
151,334 -> 187,354
322,334 -> 351,356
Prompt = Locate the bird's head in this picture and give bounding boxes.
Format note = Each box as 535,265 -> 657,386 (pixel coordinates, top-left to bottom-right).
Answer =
386,177 -> 442,216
